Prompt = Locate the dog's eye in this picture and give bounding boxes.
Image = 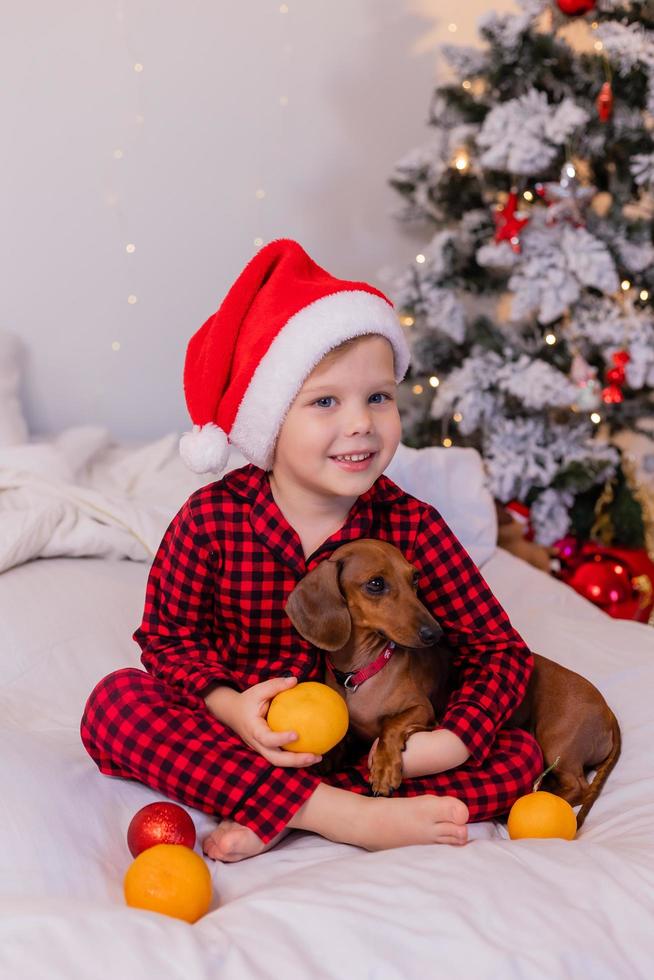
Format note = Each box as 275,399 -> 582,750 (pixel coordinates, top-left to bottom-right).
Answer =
365,577 -> 386,594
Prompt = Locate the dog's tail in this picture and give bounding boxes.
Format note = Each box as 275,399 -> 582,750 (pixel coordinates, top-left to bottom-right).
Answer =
575,712 -> 621,830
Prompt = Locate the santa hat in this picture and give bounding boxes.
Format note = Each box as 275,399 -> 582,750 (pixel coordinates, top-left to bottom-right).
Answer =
179,238 -> 411,474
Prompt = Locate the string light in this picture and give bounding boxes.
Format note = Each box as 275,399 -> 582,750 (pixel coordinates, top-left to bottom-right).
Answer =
415,253 -> 426,264
640,289 -> 649,301
594,40 -> 603,51
400,315 -> 415,327
621,279 -> 631,291
113,149 -> 124,160
429,376 -> 440,388
254,237 -> 263,247
454,151 -> 470,172
545,333 -> 557,345
462,80 -> 472,90
111,341 -> 121,351
447,23 -> 457,33
125,243 -> 135,253
134,63 -> 143,72
523,190 -> 534,202
127,294 -> 138,304
590,412 -> 601,424
453,412 -> 463,422
443,437 -> 453,447
412,384 -> 424,395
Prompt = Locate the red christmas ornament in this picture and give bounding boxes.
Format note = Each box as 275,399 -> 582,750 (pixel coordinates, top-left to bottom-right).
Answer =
602,382 -> 624,404
554,541 -> 654,623
612,349 -> 630,368
556,0 -> 596,15
596,81 -> 614,123
493,191 -> 530,253
505,500 -> 535,541
127,802 -> 197,858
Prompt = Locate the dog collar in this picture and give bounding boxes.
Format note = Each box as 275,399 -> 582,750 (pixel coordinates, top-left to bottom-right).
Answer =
326,641 -> 396,692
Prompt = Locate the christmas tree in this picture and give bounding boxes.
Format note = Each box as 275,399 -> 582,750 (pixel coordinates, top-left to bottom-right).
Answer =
390,0 -> 654,549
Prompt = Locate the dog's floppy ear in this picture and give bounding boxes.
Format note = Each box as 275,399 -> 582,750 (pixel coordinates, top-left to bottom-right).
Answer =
285,558 -> 351,651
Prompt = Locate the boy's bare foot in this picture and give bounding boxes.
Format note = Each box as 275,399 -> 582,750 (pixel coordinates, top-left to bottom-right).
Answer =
287,788 -> 469,850
202,820 -> 289,863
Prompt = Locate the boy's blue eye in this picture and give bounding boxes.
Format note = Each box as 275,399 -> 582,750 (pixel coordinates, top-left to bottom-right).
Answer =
314,397 -> 335,408
312,393 -> 391,408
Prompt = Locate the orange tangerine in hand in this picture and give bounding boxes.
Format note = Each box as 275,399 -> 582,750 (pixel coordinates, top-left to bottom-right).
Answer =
508,791 -> 577,840
124,844 -> 212,923
267,681 -> 349,754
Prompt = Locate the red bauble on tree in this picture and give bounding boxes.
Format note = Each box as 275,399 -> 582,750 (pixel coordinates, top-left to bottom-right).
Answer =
127,802 -> 197,857
596,81 -> 614,123
556,0 -> 596,15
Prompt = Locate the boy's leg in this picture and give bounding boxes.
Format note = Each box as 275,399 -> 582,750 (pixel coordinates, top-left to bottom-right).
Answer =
322,728 -> 544,822
80,667 -> 321,844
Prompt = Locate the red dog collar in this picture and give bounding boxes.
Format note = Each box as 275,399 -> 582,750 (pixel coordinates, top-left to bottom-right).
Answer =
326,641 -> 396,692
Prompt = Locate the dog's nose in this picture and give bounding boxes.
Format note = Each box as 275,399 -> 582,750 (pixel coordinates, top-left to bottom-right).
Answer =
418,624 -> 441,644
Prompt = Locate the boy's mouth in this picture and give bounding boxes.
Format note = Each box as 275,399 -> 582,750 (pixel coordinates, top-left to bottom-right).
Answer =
329,451 -> 377,471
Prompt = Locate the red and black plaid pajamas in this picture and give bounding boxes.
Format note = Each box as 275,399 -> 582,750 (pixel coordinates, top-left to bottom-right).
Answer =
81,464 -> 543,844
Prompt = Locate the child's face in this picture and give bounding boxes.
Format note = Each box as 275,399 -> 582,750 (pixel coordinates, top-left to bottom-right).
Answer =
271,335 -> 401,502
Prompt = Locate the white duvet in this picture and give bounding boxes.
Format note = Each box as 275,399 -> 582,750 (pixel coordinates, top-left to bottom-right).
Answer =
1,437 -> 653,978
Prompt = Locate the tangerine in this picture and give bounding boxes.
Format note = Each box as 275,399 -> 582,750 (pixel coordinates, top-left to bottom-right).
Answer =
124,844 -> 212,923
267,681 -> 349,754
507,791 -> 577,840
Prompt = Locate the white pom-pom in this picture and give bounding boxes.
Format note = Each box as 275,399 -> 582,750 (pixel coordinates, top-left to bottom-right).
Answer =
179,423 -> 230,474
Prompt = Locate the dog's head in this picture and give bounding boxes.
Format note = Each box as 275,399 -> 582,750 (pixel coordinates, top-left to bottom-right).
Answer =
285,538 -> 443,652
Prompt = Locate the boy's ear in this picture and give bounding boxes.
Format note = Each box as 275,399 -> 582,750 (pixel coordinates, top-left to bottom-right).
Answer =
285,559 -> 351,651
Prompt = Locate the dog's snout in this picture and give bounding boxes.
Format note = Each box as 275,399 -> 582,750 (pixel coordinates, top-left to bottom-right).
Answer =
418,624 -> 441,645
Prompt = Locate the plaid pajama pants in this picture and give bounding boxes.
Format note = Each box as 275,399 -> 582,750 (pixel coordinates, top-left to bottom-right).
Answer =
80,667 -> 544,844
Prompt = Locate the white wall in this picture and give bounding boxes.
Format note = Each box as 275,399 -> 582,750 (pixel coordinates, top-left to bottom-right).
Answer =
2,0 -> 516,440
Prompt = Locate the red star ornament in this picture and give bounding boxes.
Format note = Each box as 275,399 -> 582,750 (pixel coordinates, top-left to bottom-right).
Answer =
493,191 -> 530,253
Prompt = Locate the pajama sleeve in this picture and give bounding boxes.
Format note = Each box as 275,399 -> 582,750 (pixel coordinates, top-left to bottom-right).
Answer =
410,503 -> 533,766
133,499 -> 238,697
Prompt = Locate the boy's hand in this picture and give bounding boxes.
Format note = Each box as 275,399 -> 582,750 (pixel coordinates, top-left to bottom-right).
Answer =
228,676 -> 324,769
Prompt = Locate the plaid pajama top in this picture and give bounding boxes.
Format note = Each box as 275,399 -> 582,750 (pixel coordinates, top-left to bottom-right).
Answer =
134,464 -> 533,766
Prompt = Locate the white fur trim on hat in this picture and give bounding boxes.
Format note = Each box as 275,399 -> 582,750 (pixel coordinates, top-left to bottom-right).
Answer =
179,423 -> 230,475
230,289 -> 410,470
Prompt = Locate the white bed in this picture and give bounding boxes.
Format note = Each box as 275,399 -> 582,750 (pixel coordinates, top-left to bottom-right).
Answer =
1,335 -> 653,977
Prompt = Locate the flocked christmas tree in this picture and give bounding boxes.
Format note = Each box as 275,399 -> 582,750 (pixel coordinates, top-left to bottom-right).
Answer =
390,0 -> 654,548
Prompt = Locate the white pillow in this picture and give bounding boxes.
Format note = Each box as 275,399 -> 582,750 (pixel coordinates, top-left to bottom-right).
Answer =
384,443 -> 497,567
0,330 -> 29,446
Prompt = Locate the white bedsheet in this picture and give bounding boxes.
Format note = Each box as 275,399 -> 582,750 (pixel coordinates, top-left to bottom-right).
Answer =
1,548 -> 653,979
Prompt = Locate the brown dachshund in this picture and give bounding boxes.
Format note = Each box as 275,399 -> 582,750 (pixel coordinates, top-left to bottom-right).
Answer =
285,538 -> 621,828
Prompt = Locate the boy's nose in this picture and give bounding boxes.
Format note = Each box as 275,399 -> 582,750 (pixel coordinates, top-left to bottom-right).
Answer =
345,406 -> 373,435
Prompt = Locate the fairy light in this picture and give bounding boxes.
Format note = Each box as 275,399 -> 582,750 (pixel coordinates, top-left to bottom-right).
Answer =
462,80 -> 472,90
591,412 -> 601,424
416,253 -> 426,264
400,315 -> 415,327
447,23 -> 457,33
545,333 -> 557,345
111,341 -> 121,352
113,149 -> 124,160
453,412 -> 463,422
565,163 -> 576,179
594,40 -> 603,51
254,237 -> 263,247
640,289 -> 649,301
412,384 -> 424,395
454,152 -> 469,172
127,294 -> 138,304
429,376 -> 440,388
125,243 -> 135,253
621,279 -> 631,291
443,437 -> 453,447
134,63 -> 143,72
591,21 -> 599,29
523,190 -> 534,202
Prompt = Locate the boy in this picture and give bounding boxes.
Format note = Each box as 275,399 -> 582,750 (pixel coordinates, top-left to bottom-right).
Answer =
81,239 -> 542,863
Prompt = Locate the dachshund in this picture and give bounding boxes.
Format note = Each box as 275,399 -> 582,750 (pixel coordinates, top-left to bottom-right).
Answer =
285,538 -> 621,828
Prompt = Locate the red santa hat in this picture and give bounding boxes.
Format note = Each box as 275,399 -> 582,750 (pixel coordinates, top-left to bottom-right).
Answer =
179,238 -> 411,474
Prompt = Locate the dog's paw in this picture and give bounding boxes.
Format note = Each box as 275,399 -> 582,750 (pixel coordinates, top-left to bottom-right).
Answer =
369,753 -> 403,797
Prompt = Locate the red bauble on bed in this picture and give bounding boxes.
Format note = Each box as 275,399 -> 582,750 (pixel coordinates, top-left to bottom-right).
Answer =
127,802 -> 197,857
556,0 -> 596,15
